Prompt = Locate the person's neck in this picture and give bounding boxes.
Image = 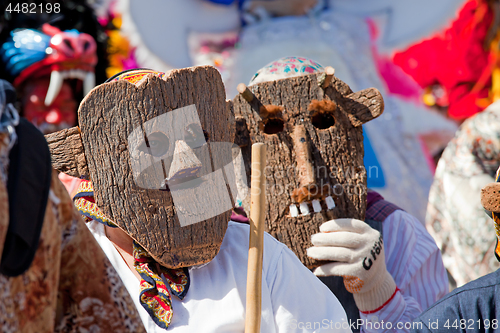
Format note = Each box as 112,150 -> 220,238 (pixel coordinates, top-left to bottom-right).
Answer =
105,225 -> 142,281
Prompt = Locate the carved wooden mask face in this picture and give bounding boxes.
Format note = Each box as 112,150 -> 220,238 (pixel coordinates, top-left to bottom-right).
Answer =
77,67 -> 239,268
233,67 -> 384,268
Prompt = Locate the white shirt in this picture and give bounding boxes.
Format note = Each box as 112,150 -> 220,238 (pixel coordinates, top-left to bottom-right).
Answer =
88,221 -> 352,333
360,211 -> 448,333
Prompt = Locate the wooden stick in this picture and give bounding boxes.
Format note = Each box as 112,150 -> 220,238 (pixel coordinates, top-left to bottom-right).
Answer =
238,83 -> 254,103
245,143 -> 267,333
322,66 -> 335,89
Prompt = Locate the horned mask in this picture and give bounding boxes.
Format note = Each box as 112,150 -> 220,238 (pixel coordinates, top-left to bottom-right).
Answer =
46,67 -> 247,268
232,57 -> 384,268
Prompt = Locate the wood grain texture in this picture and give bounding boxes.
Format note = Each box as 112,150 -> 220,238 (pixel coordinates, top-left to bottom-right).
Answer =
44,126 -> 89,179
233,73 -> 384,268
344,88 -> 384,127
481,182 -> 500,213
78,66 -> 232,268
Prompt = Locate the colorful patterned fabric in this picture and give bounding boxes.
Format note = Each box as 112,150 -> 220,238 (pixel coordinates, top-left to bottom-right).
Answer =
107,68 -> 166,84
426,101 -> 500,288
134,243 -> 189,329
74,180 -> 116,227
248,56 -> 324,85
73,179 -> 190,329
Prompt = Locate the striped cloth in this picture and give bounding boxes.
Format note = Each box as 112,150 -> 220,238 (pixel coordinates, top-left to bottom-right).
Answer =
360,210 -> 448,333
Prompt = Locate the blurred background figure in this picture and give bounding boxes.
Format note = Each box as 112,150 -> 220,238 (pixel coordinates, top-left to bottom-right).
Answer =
410,169 -> 500,332
0,0 -> 109,195
226,0 -> 459,222
394,0 -> 500,123
393,0 -> 500,288
0,0 -> 108,135
426,101 -> 500,289
0,79 -> 145,333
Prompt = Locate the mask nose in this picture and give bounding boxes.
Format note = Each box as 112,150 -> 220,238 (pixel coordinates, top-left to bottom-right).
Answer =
166,140 -> 202,186
291,125 -> 330,204
293,125 -> 315,188
50,31 -> 97,60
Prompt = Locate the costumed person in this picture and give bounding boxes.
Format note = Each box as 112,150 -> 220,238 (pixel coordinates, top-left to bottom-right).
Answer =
0,79 -> 145,332
232,57 -> 448,332
45,67 -> 352,332
410,167 -> 500,332
224,0 -> 460,223
426,100 -> 500,289
0,0 -> 109,196
0,0 -> 108,135
394,0 -> 500,123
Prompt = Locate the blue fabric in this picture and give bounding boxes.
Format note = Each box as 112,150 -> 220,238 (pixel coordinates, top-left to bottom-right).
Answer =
363,128 -> 385,188
411,268 -> 500,333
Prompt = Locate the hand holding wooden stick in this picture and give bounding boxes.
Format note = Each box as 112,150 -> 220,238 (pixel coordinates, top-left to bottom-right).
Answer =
245,143 -> 267,333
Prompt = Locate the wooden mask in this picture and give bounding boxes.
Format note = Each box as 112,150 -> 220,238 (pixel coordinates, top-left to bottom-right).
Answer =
46,66 -> 241,268
232,60 -> 384,268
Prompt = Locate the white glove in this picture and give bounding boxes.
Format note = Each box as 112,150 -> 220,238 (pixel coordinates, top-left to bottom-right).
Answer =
307,218 -> 397,312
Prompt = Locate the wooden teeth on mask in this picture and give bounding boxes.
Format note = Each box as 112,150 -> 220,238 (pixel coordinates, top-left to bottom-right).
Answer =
312,199 -> 322,213
289,196 -> 337,217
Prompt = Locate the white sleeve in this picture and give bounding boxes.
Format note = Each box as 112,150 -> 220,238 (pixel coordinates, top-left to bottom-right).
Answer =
267,242 -> 353,333
360,210 -> 448,333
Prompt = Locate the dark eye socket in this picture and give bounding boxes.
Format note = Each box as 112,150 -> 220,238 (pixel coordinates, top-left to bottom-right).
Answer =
184,123 -> 207,148
139,132 -> 170,157
311,112 -> 335,129
263,118 -> 284,134
308,100 -> 337,129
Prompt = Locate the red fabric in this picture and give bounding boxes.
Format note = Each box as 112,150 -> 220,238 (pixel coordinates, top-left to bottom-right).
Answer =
393,0 -> 494,120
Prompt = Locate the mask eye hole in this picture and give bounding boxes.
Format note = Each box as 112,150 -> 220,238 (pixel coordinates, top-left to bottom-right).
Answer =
263,118 -> 284,134
139,131 -> 170,157
311,112 -> 335,129
184,123 -> 207,148
260,104 -> 285,134
309,99 -> 336,129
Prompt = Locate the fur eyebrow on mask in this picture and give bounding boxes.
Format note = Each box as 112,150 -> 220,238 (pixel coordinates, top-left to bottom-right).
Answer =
308,99 -> 337,113
259,104 -> 284,119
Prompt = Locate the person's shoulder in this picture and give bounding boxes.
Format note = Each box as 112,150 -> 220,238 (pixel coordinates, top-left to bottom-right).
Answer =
382,209 -> 423,241
221,221 -> 286,258
383,209 -> 433,242
417,269 -> 500,322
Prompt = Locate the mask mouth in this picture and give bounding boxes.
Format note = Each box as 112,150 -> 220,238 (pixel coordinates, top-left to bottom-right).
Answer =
288,184 -> 336,217
289,197 -> 336,217
43,69 -> 95,106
